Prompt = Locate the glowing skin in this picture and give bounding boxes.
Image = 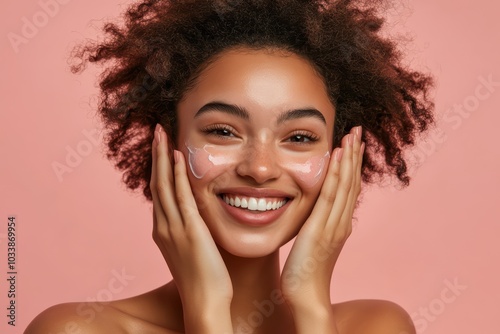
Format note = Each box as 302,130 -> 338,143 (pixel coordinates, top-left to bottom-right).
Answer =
187,140 -> 330,188
185,142 -> 239,179
176,47 -> 336,258
281,151 -> 331,188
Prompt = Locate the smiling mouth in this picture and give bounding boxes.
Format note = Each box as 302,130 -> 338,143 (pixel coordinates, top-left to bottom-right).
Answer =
219,194 -> 290,212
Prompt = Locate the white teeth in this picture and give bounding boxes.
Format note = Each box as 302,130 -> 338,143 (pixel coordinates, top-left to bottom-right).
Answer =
257,199 -> 267,211
248,198 -> 258,210
222,195 -> 288,211
241,198 -> 248,209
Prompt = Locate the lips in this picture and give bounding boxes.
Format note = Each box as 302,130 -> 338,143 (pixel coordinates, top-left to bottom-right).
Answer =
216,187 -> 293,226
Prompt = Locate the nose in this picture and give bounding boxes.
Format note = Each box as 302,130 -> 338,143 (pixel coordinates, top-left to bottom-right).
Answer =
235,143 -> 282,184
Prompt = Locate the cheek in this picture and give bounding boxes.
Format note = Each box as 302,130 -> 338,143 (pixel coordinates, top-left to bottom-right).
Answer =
185,143 -> 239,181
281,151 -> 330,189
185,143 -> 330,190
186,145 -> 211,179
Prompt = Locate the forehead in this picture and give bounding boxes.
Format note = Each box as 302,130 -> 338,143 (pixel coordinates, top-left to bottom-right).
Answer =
177,47 -> 335,123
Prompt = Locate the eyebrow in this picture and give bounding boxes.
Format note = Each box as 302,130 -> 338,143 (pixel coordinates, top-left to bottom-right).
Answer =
195,102 -> 250,120
194,101 -> 326,125
276,108 -> 326,125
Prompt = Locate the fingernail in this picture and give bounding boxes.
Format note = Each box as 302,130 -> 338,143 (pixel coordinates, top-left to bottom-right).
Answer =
347,134 -> 353,146
174,150 -> 180,164
155,124 -> 162,144
356,126 -> 362,138
335,148 -> 344,162
360,142 -> 365,154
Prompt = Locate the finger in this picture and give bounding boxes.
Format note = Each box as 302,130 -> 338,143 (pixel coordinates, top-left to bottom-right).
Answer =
301,149 -> 339,232
350,131 -> 364,210
151,125 -> 182,233
338,141 -> 364,234
172,150 -> 205,227
352,140 -> 365,211
303,134 -> 348,230
350,127 -> 362,194
336,127 -> 363,232
354,127 -> 364,197
344,138 -> 364,218
325,132 -> 355,235
150,127 -> 166,239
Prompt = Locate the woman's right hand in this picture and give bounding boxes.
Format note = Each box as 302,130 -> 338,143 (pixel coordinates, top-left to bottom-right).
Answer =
149,124 -> 233,332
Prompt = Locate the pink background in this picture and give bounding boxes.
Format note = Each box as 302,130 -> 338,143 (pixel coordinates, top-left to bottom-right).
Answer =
1,0 -> 499,333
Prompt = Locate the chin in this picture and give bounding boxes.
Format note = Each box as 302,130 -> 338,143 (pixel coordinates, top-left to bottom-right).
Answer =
192,187 -> 311,258
199,204 -> 302,259
216,231 -> 291,258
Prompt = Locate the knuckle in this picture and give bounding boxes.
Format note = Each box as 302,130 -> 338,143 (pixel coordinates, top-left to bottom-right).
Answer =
152,222 -> 167,239
152,230 -> 161,244
175,193 -> 189,209
321,188 -> 337,203
152,215 -> 171,240
156,178 -> 169,194
333,227 -> 351,244
177,192 -> 199,213
152,230 -> 164,246
330,166 -> 340,179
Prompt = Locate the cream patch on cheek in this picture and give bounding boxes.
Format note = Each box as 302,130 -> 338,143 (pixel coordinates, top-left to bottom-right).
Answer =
186,144 -> 210,179
281,151 -> 331,188
185,142 -> 239,179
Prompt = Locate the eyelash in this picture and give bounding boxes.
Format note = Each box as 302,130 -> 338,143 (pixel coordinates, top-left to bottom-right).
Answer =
201,124 -> 236,138
287,131 -> 320,144
201,125 -> 319,143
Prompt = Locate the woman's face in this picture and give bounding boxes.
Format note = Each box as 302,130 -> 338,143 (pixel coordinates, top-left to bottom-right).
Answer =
176,47 -> 335,258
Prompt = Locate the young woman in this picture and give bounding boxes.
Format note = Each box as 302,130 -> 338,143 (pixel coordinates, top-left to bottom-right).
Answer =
25,0 -> 434,333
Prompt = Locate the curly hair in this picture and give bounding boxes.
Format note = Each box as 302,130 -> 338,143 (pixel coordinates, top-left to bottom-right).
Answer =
71,0 -> 434,202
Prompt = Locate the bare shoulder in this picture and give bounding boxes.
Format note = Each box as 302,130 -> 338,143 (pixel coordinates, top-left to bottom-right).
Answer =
24,284 -> 181,334
24,302 -> 125,334
332,299 -> 416,334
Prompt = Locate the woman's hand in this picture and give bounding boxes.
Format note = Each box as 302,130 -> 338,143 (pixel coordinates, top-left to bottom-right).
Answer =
150,124 -> 233,333
280,126 -> 364,333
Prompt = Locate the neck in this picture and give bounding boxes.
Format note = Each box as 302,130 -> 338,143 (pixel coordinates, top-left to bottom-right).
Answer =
217,245 -> 294,334
219,245 -> 281,303
165,247 -> 295,333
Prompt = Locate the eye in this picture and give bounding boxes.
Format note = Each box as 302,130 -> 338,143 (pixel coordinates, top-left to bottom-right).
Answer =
286,131 -> 319,144
201,124 -> 236,138
289,135 -> 311,143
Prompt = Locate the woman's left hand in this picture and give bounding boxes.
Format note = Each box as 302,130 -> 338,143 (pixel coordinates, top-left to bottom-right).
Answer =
280,126 -> 364,329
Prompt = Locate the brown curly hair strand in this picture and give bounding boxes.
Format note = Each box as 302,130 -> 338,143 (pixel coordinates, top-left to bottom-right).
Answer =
71,0 -> 435,202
